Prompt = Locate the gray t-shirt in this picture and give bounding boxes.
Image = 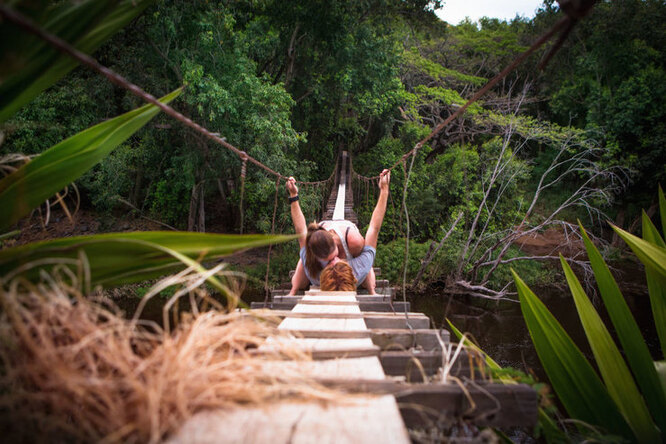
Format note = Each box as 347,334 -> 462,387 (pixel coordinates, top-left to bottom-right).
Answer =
300,245 -> 375,287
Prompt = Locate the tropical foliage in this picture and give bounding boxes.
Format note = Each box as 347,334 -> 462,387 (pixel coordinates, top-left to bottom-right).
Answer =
513,188 -> 666,442
0,0 -> 295,301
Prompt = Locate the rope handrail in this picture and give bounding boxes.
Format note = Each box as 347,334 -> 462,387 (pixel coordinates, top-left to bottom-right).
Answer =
0,5 -> 334,187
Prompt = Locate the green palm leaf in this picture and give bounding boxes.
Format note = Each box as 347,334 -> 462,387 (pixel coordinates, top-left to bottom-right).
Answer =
0,231 -> 297,287
560,255 -> 660,443
579,223 -> 666,431
659,185 -> 666,239
0,88 -> 181,231
642,213 -> 666,358
612,224 -> 666,276
0,0 -> 154,123
512,269 -> 633,439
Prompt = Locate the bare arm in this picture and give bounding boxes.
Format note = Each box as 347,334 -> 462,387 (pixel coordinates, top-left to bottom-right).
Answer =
364,169 -> 390,249
286,177 -> 307,248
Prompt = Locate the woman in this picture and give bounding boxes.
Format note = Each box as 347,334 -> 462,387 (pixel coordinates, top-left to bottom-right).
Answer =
286,168 -> 390,295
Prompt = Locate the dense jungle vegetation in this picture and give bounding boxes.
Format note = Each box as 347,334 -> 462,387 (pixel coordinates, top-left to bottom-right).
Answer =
2,2 -> 666,443
2,0 -> 665,292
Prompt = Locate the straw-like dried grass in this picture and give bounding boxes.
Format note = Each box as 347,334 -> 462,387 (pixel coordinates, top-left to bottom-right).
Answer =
0,268 -> 332,443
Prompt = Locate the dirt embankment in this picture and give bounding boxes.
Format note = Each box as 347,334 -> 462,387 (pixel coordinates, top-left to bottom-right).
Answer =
513,227 -> 585,258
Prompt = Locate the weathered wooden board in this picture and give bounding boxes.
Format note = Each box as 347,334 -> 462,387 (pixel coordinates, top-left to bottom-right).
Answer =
276,328 -> 449,349
247,309 -> 430,329
167,396 -> 410,444
250,309 -> 428,320
278,316 -> 368,331
257,301 -> 411,312
260,337 -> 379,359
260,357 -> 387,380
311,380 -> 538,429
291,304 -> 362,314
370,329 -> 449,350
379,350 -> 481,381
273,294 -> 392,303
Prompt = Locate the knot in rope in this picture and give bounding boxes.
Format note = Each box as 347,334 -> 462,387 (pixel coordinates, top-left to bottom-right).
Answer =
240,156 -> 247,178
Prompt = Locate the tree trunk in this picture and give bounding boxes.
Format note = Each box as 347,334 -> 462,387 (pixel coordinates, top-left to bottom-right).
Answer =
198,184 -> 205,232
188,183 -> 199,232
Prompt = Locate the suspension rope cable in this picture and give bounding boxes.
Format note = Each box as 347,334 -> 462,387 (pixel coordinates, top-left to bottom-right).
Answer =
238,154 -> 248,234
263,176 -> 281,304
0,5 -> 335,187
400,152 -> 418,326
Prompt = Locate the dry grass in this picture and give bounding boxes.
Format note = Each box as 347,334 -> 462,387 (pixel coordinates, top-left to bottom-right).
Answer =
0,266 -> 333,443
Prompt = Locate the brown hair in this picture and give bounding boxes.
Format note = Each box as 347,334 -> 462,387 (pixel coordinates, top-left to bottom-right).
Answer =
305,222 -> 335,279
320,262 -> 357,291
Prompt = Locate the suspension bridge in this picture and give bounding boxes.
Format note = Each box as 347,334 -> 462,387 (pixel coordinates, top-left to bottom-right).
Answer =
169,152 -> 537,443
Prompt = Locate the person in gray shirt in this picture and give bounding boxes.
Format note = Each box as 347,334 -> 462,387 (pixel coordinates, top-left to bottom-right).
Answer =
286,169 -> 391,294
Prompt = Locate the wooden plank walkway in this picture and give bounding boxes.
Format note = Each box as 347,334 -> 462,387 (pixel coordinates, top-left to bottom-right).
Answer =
169,290 -> 411,444
169,151 -> 537,442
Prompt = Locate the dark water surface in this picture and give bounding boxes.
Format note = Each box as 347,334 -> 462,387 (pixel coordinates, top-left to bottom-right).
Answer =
411,284 -> 661,383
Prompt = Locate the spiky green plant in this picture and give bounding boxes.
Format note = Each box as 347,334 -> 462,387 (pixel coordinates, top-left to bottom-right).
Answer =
513,187 -> 666,443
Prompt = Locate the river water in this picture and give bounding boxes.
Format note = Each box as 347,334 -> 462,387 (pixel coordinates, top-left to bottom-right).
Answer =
410,283 -> 661,382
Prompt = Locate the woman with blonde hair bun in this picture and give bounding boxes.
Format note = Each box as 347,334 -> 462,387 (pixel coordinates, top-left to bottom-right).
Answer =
286,168 -> 391,295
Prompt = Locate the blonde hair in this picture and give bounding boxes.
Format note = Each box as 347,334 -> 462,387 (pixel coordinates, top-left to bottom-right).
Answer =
305,222 -> 335,279
320,262 -> 356,291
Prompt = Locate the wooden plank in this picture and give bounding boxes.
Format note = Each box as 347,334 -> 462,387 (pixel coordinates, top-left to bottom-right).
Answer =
396,383 -> 537,429
271,288 -> 393,297
257,301 -> 410,313
279,328 -> 450,349
296,299 -> 359,306
260,357 -> 387,379
248,310 -> 428,320
364,315 -> 429,330
313,380 -> 538,429
301,294 -> 358,303
247,309 -> 430,329
259,337 -> 380,359
371,329 -> 449,350
291,304 -> 361,314
168,396 -> 410,444
281,329 -> 373,339
278,316 -> 368,331
379,350 -> 478,381
273,294 -> 392,303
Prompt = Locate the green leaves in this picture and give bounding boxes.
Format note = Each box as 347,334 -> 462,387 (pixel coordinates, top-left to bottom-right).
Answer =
0,231 -> 297,288
612,224 -> 666,276
0,89 -> 181,231
641,212 -> 666,358
512,270 -> 633,439
512,202 -> 666,442
579,223 -> 666,433
560,254 -> 660,442
0,0 -> 154,123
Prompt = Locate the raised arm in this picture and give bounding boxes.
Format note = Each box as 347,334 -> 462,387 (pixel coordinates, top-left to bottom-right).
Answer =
364,169 -> 390,249
286,176 -> 307,247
